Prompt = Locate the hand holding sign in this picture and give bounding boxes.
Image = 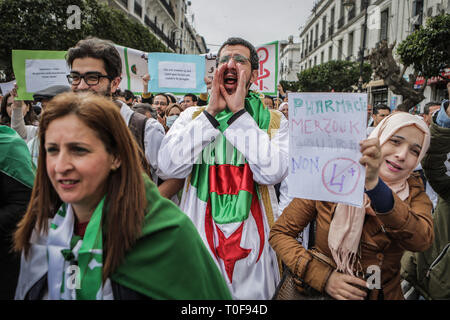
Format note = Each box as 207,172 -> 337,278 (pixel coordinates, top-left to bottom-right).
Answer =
359,138 -> 382,190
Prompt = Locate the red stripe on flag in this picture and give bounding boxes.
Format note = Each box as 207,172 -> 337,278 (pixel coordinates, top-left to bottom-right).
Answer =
209,164 -> 254,195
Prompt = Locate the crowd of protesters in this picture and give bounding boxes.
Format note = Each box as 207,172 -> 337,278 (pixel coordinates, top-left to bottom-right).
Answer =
0,36 -> 449,301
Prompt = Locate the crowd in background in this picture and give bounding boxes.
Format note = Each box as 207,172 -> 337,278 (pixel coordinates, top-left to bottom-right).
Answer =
0,36 -> 449,301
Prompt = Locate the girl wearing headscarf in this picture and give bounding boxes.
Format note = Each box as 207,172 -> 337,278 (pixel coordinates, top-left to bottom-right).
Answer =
270,112 -> 434,300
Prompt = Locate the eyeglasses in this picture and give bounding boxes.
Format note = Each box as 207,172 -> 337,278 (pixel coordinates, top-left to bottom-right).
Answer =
67,72 -> 111,86
153,101 -> 167,106
218,54 -> 250,65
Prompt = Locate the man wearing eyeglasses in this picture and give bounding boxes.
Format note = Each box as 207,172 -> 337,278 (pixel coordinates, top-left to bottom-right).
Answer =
66,37 -> 184,200
157,37 -> 288,299
152,93 -> 170,118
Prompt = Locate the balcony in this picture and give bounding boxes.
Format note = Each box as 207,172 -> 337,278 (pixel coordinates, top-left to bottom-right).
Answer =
144,15 -> 177,51
158,0 -> 175,20
338,16 -> 344,29
320,33 -> 325,43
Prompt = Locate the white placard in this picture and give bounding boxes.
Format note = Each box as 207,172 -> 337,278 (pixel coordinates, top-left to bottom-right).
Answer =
25,59 -> 69,93
158,61 -> 197,89
288,92 -> 368,207
0,80 -> 16,95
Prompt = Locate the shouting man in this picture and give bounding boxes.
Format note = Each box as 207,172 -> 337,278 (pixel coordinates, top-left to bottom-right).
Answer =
157,37 -> 288,299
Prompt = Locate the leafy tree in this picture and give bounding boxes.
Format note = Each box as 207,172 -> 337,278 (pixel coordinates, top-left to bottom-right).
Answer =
397,14 -> 450,79
279,80 -> 300,92
0,0 -> 169,81
369,14 -> 450,112
296,60 -> 372,92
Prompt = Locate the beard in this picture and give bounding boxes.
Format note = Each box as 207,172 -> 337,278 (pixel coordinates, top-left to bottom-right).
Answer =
73,82 -> 112,99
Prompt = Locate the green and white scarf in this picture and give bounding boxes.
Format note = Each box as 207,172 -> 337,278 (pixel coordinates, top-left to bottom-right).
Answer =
47,197 -> 111,300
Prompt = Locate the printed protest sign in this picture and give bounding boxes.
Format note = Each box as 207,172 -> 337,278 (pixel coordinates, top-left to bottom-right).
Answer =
12,50 -> 68,100
148,52 -> 206,94
115,45 -> 148,94
288,92 -> 368,207
250,41 -> 279,96
0,80 -> 16,95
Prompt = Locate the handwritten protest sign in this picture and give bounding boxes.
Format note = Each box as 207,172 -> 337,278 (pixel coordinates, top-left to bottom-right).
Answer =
12,50 -> 69,100
288,92 -> 368,207
148,53 -> 206,94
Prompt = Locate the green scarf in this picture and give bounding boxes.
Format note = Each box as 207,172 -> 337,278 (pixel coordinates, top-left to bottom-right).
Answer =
190,91 -> 271,224
111,175 -> 232,299
48,198 -> 105,300
49,175 -> 231,300
0,125 -> 34,188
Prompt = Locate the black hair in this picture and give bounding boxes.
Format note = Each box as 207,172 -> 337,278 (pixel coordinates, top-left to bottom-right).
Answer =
0,91 -> 38,125
217,37 -> 259,71
153,93 -> 170,105
165,93 -> 177,104
373,103 -> 391,115
66,37 -> 122,80
123,89 -> 135,101
264,95 -> 274,102
184,93 -> 198,102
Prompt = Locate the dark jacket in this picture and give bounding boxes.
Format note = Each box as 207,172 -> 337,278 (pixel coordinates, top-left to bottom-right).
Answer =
0,172 -> 32,299
270,174 -> 434,300
401,109 -> 450,300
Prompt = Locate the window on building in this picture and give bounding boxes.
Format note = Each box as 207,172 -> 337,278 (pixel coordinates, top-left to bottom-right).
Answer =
134,0 -> 142,17
322,16 -> 327,42
412,0 -> 424,31
120,0 -> 128,8
380,9 -> 389,41
315,24 -> 319,47
321,51 -> 324,64
330,7 -> 335,27
338,39 -> 343,60
348,31 -> 354,59
314,56 -> 317,66
329,45 -> 333,60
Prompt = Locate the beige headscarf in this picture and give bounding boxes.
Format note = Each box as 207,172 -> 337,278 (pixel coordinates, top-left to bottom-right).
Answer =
328,112 -> 430,275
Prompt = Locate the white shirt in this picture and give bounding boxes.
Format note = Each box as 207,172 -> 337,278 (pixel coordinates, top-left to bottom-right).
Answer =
118,101 -> 165,182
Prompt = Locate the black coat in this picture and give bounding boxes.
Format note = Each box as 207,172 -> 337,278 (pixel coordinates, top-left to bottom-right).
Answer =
0,172 -> 32,299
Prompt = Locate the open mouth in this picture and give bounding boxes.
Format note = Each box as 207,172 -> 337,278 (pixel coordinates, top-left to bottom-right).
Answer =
223,71 -> 238,90
385,160 -> 402,172
58,179 -> 80,189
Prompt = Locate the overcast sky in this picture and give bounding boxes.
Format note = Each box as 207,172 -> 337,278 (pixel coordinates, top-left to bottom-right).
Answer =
188,0 -> 317,51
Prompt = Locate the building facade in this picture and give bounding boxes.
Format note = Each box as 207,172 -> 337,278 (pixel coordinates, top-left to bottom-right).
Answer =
104,0 -> 208,54
298,0 -> 449,110
280,36 -> 302,82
